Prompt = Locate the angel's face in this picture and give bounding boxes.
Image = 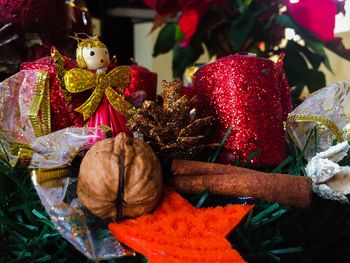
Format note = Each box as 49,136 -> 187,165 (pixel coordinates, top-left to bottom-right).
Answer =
82,46 -> 110,71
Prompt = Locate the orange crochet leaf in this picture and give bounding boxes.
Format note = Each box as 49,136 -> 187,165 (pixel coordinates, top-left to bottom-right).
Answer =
109,188 -> 253,263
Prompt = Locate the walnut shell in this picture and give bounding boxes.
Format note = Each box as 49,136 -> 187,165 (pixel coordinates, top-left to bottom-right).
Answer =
77,133 -> 163,221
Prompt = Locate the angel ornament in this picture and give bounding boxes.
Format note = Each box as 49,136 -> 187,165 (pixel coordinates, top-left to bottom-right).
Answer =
64,36 -> 135,137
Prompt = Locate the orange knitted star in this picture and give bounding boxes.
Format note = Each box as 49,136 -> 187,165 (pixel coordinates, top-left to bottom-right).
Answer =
109,188 -> 253,263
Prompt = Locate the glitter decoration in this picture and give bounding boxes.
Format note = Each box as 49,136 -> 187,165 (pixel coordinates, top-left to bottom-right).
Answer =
21,56 -> 75,131
193,54 -> 292,166
0,0 -> 49,25
124,62 -> 158,102
128,80 -> 214,167
64,66 -> 135,121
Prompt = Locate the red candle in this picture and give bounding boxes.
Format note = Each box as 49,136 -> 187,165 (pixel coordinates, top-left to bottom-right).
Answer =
193,54 -> 292,166
125,62 -> 158,102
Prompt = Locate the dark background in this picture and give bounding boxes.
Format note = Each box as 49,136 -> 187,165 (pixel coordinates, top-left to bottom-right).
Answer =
86,0 -> 151,65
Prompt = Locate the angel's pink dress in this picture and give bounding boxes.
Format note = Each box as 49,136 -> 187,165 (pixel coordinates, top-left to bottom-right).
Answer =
86,94 -> 132,137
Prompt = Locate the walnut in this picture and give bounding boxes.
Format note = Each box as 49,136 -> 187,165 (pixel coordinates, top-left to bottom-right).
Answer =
77,133 -> 163,221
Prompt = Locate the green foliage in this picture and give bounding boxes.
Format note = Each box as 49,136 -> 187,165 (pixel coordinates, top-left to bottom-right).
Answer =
172,41 -> 204,78
153,23 -> 177,56
0,160 -> 147,263
2,129 -> 350,262
151,0 -> 350,104
0,161 -> 85,263
188,148 -> 350,263
189,127 -> 350,262
231,195 -> 350,263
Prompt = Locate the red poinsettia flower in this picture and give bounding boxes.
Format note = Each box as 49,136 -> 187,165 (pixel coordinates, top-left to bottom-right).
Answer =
178,9 -> 199,47
285,0 -> 337,41
143,0 -> 223,46
178,0 -> 224,45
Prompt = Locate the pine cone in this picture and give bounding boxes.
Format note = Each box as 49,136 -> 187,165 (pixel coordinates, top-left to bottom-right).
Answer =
128,80 -> 213,165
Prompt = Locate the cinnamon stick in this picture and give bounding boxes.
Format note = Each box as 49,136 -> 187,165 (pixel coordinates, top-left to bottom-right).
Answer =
171,160 -> 312,208
171,159 -> 257,175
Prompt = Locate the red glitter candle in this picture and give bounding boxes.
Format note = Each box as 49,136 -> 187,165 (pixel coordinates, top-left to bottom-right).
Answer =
124,63 -> 158,102
193,54 -> 292,166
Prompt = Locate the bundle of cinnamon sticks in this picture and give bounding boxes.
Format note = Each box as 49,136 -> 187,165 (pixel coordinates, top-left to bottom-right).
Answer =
171,160 -> 312,208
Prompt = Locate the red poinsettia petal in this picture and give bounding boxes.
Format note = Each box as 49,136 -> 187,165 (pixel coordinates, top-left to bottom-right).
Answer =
178,10 -> 199,46
285,0 -> 337,41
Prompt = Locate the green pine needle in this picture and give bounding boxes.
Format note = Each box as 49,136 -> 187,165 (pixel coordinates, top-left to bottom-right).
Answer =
209,124 -> 233,163
2,121 -> 350,263
270,247 -> 303,255
250,203 -> 280,225
195,190 -> 210,208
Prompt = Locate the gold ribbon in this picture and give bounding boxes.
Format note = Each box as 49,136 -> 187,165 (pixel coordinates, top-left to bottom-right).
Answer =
32,165 -> 71,188
64,66 -> 136,120
30,70 -> 51,137
286,114 -> 344,147
9,142 -> 33,168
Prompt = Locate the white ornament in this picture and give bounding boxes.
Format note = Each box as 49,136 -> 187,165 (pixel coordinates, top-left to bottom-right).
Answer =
306,141 -> 350,203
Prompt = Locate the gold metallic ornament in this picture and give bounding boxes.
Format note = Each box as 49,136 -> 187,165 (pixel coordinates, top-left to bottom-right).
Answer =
129,80 -> 214,165
64,66 -> 136,120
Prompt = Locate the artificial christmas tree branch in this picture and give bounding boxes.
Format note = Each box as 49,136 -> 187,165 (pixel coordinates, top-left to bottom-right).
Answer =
171,160 -> 313,208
